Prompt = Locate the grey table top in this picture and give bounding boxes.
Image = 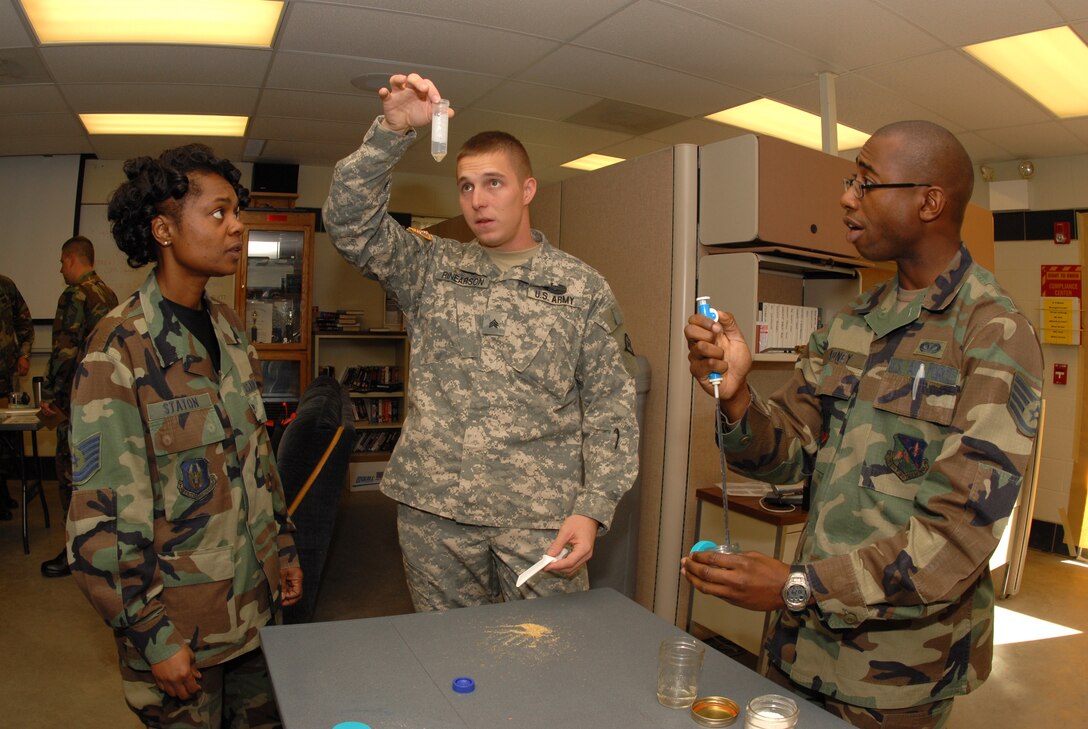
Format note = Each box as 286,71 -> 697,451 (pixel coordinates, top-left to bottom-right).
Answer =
261,587 -> 853,729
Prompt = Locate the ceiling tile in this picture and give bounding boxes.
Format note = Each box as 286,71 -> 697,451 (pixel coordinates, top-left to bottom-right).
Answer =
874,0 -> 1064,46
257,89 -> 383,123
265,52 -> 502,107
773,75 -> 964,137
518,45 -> 748,117
472,81 -> 601,122
0,0 -> 31,47
858,50 -> 1053,131
955,131 -> 1016,164
279,3 -> 560,76
642,118 -> 747,146
60,84 -> 259,115
0,83 -> 66,114
248,116 -> 370,145
1049,0 -> 1088,22
574,1 -> 826,92
292,0 -> 633,41
0,111 -> 82,136
41,45 -> 271,85
0,46 -> 53,84
0,134 -> 92,156
661,0 -> 946,70
976,122 -> 1088,159
1063,116 -> 1088,146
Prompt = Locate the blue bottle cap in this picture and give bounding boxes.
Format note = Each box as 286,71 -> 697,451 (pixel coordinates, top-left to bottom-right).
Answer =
452,676 -> 476,694
332,723 -> 371,729
690,540 -> 718,553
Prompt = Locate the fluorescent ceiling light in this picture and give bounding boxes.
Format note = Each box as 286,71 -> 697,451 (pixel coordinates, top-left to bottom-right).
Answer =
561,153 -> 625,171
22,0 -> 284,47
705,99 -> 869,152
964,26 -> 1088,119
80,113 -> 248,136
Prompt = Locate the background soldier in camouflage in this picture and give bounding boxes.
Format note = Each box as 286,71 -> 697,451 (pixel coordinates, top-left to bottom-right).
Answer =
66,144 -> 301,728
0,273 -> 34,521
325,73 -> 639,611
683,121 -> 1043,729
39,235 -> 118,577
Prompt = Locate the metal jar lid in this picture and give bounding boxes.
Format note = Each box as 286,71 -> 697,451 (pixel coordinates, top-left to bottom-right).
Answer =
690,696 -> 740,727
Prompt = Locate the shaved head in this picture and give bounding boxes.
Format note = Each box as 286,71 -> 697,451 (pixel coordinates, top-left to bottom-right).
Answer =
872,120 -> 974,226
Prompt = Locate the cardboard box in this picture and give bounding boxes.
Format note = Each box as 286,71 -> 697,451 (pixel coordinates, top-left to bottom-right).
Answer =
348,460 -> 386,491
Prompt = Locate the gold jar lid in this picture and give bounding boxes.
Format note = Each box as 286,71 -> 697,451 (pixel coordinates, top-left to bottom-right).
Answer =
690,696 -> 740,727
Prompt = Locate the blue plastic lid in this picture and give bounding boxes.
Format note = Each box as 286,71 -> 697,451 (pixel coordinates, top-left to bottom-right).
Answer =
332,723 -> 371,729
452,676 -> 476,694
690,540 -> 718,553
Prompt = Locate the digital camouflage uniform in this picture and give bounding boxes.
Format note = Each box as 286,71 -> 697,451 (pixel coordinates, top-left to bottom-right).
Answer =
722,246 -> 1043,712
0,273 -> 33,397
42,269 -> 118,511
66,270 -> 297,728
325,118 -> 639,610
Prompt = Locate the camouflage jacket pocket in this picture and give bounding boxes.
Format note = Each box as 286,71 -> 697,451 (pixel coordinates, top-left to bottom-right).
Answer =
148,405 -> 230,521
872,358 -> 959,426
158,545 -> 238,663
506,307 -> 578,399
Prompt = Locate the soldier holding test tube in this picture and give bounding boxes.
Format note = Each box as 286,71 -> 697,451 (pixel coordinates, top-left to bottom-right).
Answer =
682,121 -> 1043,729
324,73 -> 640,612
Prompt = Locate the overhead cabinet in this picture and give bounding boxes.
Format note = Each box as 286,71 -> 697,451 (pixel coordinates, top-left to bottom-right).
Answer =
699,134 -> 857,258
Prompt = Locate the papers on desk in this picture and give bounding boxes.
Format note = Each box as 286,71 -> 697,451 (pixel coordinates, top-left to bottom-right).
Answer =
0,408 -> 40,424
717,481 -> 773,497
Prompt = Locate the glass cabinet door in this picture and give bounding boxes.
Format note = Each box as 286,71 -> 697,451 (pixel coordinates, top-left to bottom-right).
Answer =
243,228 -> 305,345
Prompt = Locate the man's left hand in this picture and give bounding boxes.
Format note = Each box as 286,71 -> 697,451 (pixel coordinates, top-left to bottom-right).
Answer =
681,550 -> 791,611
545,514 -> 599,575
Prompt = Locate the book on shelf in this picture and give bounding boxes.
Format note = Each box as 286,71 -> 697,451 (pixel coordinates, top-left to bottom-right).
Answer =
355,428 -> 401,453
315,308 -> 366,333
340,365 -> 403,393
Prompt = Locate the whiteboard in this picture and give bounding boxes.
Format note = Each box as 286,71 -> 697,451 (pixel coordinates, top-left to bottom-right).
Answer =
79,203 -> 235,306
0,155 -> 82,319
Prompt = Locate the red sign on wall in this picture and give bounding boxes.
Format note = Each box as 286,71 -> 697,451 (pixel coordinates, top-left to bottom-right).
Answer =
1040,265 -> 1082,300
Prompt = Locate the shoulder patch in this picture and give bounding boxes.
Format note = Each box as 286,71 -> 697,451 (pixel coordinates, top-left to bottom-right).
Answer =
72,433 -> 102,485
407,226 -> 433,241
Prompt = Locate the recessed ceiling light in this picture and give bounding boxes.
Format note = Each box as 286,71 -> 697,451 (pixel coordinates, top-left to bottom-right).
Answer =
80,113 -> 248,136
965,26 -> 1088,119
22,0 -> 284,46
561,153 -> 625,171
705,99 -> 869,152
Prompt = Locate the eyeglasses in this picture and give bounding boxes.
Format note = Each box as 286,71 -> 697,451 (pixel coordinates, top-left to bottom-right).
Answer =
843,177 -> 931,199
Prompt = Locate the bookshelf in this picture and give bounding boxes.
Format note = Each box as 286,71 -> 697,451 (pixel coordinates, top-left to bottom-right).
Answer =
313,333 -> 409,468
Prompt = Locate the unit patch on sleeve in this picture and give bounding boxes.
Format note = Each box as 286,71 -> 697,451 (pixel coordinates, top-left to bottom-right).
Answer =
407,226 -> 433,241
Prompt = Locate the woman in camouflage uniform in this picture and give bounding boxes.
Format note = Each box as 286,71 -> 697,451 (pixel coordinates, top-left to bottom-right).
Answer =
65,144 -> 302,728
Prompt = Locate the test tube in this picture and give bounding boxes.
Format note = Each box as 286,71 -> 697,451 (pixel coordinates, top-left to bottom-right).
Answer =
431,98 -> 450,162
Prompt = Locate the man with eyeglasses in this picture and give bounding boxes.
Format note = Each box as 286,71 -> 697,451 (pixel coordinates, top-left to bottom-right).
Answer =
683,120 -> 1043,729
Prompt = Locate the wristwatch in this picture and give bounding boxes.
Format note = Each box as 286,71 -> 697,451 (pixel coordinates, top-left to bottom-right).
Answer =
781,565 -> 811,611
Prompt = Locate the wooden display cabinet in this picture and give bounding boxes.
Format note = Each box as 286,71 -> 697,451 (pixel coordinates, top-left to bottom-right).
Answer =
235,207 -> 315,416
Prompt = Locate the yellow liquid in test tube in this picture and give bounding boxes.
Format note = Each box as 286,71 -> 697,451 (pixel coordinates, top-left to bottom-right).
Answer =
432,98 -> 449,162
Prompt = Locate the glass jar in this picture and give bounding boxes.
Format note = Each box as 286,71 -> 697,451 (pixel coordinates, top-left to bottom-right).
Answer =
656,636 -> 705,708
744,694 -> 799,729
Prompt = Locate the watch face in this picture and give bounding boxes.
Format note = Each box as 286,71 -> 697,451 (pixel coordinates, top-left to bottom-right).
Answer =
785,583 -> 808,606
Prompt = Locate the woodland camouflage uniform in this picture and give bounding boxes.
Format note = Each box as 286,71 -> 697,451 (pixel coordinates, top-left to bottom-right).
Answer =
722,246 -> 1043,710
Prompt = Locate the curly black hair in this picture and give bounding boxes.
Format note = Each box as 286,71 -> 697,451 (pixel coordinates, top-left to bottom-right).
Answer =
107,143 -> 250,268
